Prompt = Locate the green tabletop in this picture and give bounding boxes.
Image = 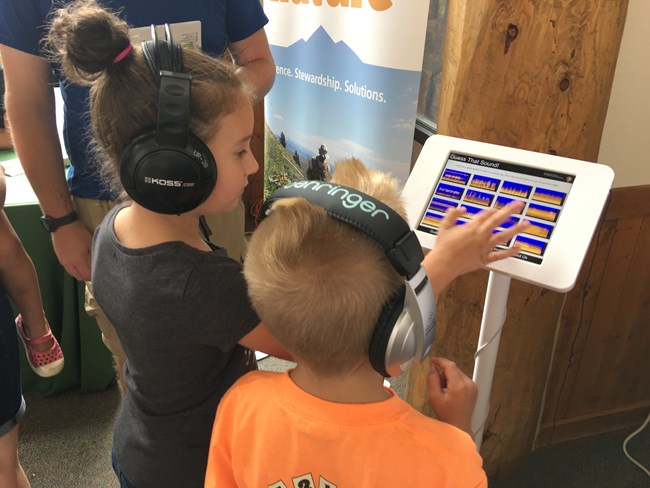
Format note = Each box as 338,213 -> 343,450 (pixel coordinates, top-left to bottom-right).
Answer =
3,154 -> 115,394
0,149 -> 16,162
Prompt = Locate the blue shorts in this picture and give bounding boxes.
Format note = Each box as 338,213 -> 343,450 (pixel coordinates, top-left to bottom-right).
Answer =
0,286 -> 25,437
112,449 -> 137,488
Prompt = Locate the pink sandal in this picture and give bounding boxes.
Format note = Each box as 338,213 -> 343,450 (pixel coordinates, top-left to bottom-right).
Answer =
16,314 -> 65,378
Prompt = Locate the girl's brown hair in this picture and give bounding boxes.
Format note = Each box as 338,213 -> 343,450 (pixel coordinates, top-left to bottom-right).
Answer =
47,0 -> 250,196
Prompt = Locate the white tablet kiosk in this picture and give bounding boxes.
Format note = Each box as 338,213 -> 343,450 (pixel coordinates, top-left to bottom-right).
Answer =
404,135 -> 615,292
404,134 -> 614,448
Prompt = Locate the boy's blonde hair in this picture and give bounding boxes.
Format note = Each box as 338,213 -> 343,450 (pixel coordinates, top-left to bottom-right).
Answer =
245,158 -> 406,376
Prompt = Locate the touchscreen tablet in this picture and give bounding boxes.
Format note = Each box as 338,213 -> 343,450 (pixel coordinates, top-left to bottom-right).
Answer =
403,135 -> 614,291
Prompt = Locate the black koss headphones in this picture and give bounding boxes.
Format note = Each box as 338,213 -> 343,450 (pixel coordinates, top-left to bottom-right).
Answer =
261,181 -> 437,378
119,24 -> 216,214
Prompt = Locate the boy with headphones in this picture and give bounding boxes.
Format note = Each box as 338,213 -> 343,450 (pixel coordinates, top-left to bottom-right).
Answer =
205,158 -> 530,487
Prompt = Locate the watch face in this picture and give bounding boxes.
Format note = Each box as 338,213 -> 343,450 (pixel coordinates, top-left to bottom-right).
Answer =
40,211 -> 78,232
40,216 -> 55,232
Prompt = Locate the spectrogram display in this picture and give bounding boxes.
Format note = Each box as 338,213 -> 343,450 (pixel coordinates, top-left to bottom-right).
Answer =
501,181 -> 532,199
435,183 -> 464,200
442,169 -> 471,185
526,203 -> 559,222
514,236 -> 547,256
499,216 -> 520,229
470,175 -> 500,192
464,189 -> 494,207
462,205 -> 483,219
524,221 -> 554,239
429,197 -> 457,214
532,188 -> 566,206
494,196 -> 517,210
422,211 -> 445,228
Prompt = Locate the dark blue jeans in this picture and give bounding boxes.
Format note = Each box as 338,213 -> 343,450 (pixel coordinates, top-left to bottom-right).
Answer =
112,449 -> 137,488
0,286 -> 23,437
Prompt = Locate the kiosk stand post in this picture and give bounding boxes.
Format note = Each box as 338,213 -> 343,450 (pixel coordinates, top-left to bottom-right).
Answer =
472,270 -> 512,449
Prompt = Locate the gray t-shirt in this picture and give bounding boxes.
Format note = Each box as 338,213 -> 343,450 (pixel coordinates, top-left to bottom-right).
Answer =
92,205 -> 259,488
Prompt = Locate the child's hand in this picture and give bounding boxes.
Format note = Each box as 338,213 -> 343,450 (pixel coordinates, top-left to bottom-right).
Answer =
424,201 -> 530,294
427,357 -> 477,436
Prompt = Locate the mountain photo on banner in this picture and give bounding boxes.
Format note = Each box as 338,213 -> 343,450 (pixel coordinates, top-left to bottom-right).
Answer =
265,25 -> 424,189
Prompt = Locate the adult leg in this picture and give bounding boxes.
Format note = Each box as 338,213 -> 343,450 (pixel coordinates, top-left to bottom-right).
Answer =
72,197 -> 127,394
85,282 -> 127,394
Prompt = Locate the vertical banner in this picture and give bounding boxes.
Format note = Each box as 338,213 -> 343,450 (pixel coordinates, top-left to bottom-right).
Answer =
263,0 -> 430,195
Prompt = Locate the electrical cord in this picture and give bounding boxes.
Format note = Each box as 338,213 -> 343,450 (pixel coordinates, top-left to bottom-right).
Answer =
244,199 -> 265,238
199,215 -> 212,242
471,307 -> 507,440
473,310 -> 507,359
250,198 -> 264,228
622,410 -> 650,478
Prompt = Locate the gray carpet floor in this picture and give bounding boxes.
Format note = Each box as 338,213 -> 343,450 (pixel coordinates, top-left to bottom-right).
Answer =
16,358 -> 650,487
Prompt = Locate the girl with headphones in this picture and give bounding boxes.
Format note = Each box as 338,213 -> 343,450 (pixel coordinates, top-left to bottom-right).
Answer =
47,2 -> 288,487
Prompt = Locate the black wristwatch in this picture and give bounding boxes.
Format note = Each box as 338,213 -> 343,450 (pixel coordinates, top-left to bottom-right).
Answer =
40,210 -> 79,233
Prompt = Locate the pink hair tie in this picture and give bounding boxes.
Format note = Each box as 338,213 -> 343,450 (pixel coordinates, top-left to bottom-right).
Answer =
112,43 -> 133,65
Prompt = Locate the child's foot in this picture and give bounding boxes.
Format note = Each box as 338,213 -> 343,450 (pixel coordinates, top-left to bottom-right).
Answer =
16,314 -> 65,377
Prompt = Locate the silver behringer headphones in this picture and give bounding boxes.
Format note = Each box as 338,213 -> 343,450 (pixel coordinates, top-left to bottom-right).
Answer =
261,180 -> 437,377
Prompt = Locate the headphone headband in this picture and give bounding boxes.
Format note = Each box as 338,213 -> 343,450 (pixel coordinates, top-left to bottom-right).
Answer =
261,180 -> 437,377
261,181 -> 424,279
141,24 -> 190,148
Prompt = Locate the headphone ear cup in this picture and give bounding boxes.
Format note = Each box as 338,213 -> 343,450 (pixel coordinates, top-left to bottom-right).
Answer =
119,131 -> 217,214
369,286 -> 406,377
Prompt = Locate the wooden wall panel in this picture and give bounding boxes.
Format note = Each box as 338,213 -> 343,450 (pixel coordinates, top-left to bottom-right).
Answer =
437,1 -> 628,162
537,185 -> 650,446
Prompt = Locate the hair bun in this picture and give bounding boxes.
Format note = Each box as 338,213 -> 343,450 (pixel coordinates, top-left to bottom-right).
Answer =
47,0 -> 132,85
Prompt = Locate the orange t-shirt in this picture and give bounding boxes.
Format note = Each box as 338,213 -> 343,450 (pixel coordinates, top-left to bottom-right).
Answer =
205,370 -> 487,488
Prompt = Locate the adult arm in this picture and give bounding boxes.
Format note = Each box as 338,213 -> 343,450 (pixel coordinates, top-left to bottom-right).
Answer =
0,45 -> 92,281
229,28 -> 275,104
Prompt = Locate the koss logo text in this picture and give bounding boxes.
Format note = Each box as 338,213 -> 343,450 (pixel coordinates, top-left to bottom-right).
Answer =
144,177 -> 195,188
